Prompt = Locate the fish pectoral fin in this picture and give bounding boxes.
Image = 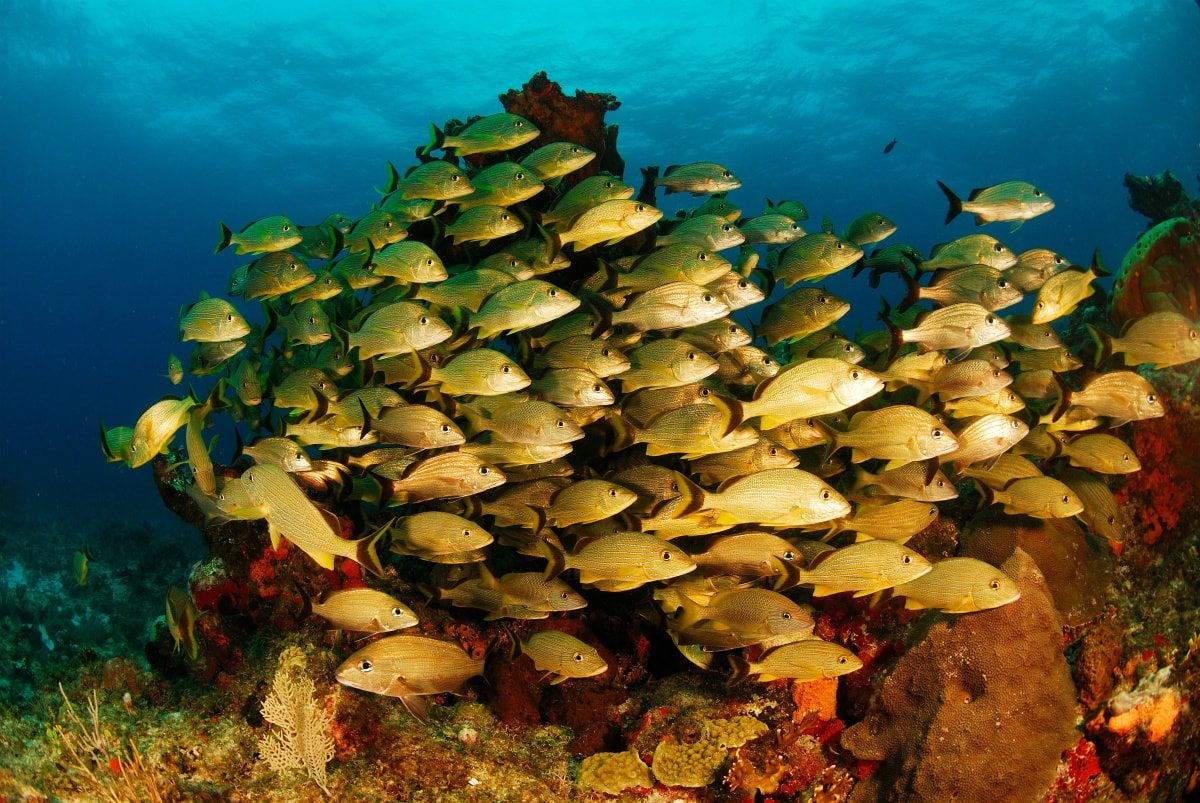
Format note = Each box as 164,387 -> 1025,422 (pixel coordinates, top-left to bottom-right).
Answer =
399,695 -> 431,724
904,598 -> 928,610
1009,220 -> 1024,232
267,522 -> 283,550
810,586 -> 837,597
852,588 -> 879,598
548,673 -> 569,686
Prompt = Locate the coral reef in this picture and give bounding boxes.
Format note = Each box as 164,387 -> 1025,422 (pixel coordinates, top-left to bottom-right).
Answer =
498,71 -> 624,183
841,542 -> 1079,803
1122,170 -> 1197,226
1109,216 -> 1200,326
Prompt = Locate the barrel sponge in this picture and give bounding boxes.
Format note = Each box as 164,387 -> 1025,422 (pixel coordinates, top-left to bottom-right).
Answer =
841,545 -> 1078,803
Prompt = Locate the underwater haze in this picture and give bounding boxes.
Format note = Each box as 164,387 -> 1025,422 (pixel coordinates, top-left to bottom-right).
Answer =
0,0 -> 1197,532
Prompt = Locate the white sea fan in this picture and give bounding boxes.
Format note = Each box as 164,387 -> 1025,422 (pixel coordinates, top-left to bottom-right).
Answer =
259,666 -> 336,796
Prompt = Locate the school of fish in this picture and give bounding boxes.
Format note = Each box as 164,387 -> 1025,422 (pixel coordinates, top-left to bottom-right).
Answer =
105,104 -> 1199,718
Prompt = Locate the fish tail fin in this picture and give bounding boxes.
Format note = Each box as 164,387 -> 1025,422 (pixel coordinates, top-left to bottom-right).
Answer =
355,519 -> 389,578
1090,248 -> 1110,278
1086,323 -> 1114,369
423,122 -> 445,156
978,481 -> 998,512
537,537 -> 567,579
813,418 -> 842,465
727,654 -> 752,685
936,180 -> 962,225
606,410 -> 638,452
673,470 -> 708,517
546,229 -> 564,267
358,399 -> 376,438
215,221 -> 233,253
672,592 -> 706,629
772,557 -> 803,592
294,581 -> 313,622
261,301 -> 279,340
850,464 -> 872,492
898,270 -> 921,313
1050,373 -> 1073,423
382,160 -> 401,194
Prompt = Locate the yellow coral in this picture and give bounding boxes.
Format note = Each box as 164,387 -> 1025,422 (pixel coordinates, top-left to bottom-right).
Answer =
702,715 -> 768,749
651,736 -> 727,787
577,749 -> 652,796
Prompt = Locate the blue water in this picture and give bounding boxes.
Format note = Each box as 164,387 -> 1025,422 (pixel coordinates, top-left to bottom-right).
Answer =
1,0 -> 1197,532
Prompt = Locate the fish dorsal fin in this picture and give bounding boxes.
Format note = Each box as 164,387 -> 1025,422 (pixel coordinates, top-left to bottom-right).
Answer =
317,506 -> 343,534
967,187 -> 986,201
476,562 -> 499,590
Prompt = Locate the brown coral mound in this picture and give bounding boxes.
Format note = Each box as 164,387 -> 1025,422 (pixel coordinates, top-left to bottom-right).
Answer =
499,71 -> 623,183
842,545 -> 1078,803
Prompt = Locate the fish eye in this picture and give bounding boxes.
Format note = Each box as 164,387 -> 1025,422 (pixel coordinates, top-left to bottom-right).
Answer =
608,488 -> 618,497
702,293 -> 713,302
451,174 -> 461,182
818,295 -> 828,303
283,224 -> 291,231
1122,453 -> 1131,462
290,262 -> 298,270
851,370 -> 861,379
993,370 -> 1000,378
902,554 -> 912,565
1191,330 -> 1198,340
686,351 -> 696,361
722,225 -> 732,232
601,347 -> 611,356
309,316 -> 318,324
769,447 -> 778,456
763,357 -> 773,365
1055,256 -> 1065,264
592,384 -> 602,392
501,214 -> 510,221
821,490 -> 830,500
838,656 -> 847,665
835,241 -> 844,249
699,388 -> 711,397
1036,301 -> 1045,309
392,607 -> 405,616
359,660 -> 373,672
989,580 -> 1000,590
928,507 -> 937,516
985,316 -> 995,324
1107,515 -> 1116,524
440,424 -> 450,432
515,120 -> 524,127
661,550 -> 672,560
1147,394 -> 1157,404
426,258 -> 435,266
384,220 -> 393,228
462,528 -> 471,537
993,243 -> 1003,252
604,181 -> 614,189
722,171 -> 731,178
783,550 -> 795,561
571,147 -> 580,153
1061,495 -> 1069,503
516,172 -> 525,180
561,591 -> 570,599
227,314 -> 234,322
1011,420 -> 1020,428
479,466 -> 490,475
501,364 -> 511,373
419,316 -> 429,324
573,653 -> 583,662
1034,190 -> 1043,197
936,479 -> 945,487
781,611 -> 791,620
549,288 -> 558,297
998,280 -> 1008,288
698,252 -> 708,261
739,281 -> 749,289
932,429 -> 943,439
556,420 -> 565,428
636,204 -> 645,212
728,326 -> 738,334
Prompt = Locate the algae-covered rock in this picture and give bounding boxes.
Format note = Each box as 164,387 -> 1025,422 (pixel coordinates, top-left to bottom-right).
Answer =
577,749 -> 652,796
842,545 -> 1078,803
651,735 -> 728,787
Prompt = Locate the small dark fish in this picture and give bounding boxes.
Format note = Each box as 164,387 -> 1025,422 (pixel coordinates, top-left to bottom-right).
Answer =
883,138 -> 897,154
